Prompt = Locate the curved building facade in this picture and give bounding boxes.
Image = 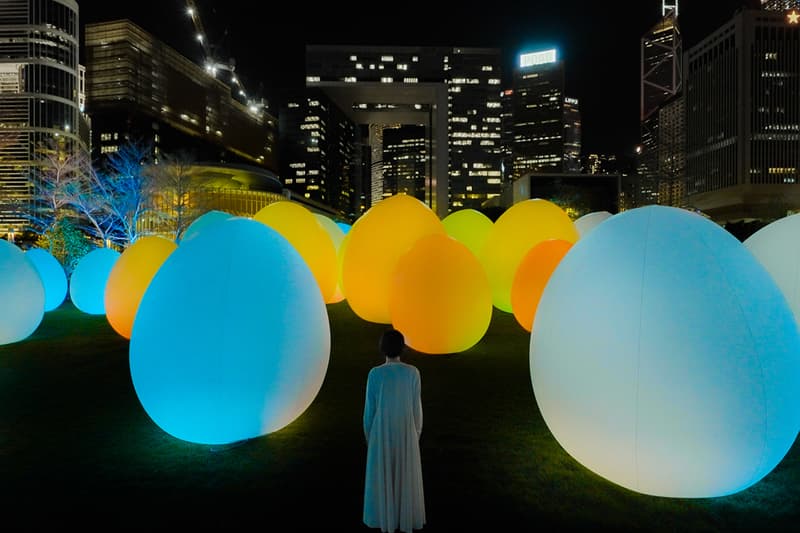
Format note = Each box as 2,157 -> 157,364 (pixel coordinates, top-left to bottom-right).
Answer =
0,0 -> 85,231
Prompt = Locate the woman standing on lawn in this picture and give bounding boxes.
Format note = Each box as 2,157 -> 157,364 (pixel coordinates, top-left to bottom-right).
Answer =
362,328 -> 426,533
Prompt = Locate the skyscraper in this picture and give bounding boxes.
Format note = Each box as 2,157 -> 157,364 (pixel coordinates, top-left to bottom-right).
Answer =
639,1 -> 682,207
83,20 -> 277,172
0,0 -> 87,232
278,89 -> 356,219
304,45 -> 503,217
685,6 -> 800,222
510,49 -> 572,178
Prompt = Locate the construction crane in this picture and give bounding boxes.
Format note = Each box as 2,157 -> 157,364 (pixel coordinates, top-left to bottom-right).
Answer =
183,0 -> 266,116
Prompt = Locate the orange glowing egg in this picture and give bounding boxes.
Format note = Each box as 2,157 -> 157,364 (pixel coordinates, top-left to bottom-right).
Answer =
390,233 -> 492,354
479,199 -> 578,313
341,194 -> 445,324
511,239 -> 573,332
314,213 -> 347,304
104,236 -> 178,339
253,201 -> 338,303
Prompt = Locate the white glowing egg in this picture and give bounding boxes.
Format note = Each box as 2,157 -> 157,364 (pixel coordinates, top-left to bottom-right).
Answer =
531,205 -> 800,498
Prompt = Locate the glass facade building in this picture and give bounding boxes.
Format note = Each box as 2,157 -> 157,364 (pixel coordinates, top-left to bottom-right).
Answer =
305,45 -> 503,216
0,0 -> 85,231
83,20 -> 277,172
685,7 -> 800,222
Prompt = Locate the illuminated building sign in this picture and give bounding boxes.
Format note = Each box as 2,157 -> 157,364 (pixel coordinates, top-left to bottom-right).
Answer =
788,9 -> 799,24
519,49 -> 557,68
565,97 -> 579,105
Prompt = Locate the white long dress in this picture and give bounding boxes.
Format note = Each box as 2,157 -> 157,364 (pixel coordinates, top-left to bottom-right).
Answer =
363,361 -> 425,533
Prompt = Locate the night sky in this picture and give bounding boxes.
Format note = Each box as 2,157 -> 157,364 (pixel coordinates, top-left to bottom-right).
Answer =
76,0 -> 758,159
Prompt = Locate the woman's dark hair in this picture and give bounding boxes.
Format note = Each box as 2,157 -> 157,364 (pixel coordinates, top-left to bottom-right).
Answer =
379,329 -> 405,358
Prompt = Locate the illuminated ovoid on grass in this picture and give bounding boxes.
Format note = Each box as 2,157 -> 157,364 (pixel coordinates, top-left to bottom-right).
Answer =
530,205 -> 800,498
574,210 -> 612,238
180,210 -> 234,243
253,201 -> 338,304
743,213 -> 800,324
0,240 -> 45,345
69,247 -> 120,315
441,208 -> 494,259
25,247 -> 67,311
341,193 -> 445,324
480,198 -> 578,313
129,217 -> 330,446
390,233 -> 492,354
104,236 -> 178,339
510,239 -> 572,332
314,213 -> 347,303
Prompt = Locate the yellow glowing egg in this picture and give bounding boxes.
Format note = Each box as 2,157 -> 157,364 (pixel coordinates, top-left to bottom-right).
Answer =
390,234 -> 492,354
314,213 -> 347,304
335,230 -> 352,302
442,209 -> 494,259
253,201 -> 338,303
104,236 -> 178,339
511,239 -> 573,332
341,194 -> 445,323
480,199 -> 578,313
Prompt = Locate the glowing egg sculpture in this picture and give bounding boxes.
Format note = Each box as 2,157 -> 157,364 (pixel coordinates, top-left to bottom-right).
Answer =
574,210 -> 612,238
104,236 -> 178,339
181,210 -> 234,243
69,247 -> 120,315
480,199 -> 578,313
25,247 -> 67,311
336,221 -> 352,234
129,217 -> 330,445
442,208 -> 494,259
530,205 -> 800,498
253,201 -> 338,304
510,239 -> 572,332
0,240 -> 45,345
314,213 -> 347,303
341,194 -> 445,324
390,233 -> 492,354
743,213 -> 800,324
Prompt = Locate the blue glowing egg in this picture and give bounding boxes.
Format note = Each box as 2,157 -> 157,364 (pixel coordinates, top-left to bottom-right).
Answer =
25,247 -> 67,311
69,247 -> 120,315
129,217 -> 331,445
0,240 -> 45,345
180,210 -> 234,243
530,205 -> 800,498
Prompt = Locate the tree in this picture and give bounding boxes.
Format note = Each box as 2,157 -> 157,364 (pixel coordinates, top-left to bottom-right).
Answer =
22,138 -> 88,238
67,139 -> 154,247
35,217 -> 93,277
145,149 -> 207,242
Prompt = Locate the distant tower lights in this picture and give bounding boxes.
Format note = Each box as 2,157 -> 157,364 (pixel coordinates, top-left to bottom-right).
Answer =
663,0 -> 678,17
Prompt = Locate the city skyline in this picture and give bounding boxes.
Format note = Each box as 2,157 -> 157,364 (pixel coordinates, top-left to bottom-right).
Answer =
77,0 -> 755,160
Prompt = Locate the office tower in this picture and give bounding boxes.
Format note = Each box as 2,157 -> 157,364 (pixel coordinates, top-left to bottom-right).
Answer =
279,89 -> 356,219
657,93 -> 686,207
563,97 -> 582,173
83,20 -> 277,172
382,125 -> 427,200
685,7 -> 800,222
305,45 -> 503,217
445,48 -> 504,210
510,49 -> 569,178
0,0 -> 87,232
500,88 -> 515,183
639,1 -> 682,207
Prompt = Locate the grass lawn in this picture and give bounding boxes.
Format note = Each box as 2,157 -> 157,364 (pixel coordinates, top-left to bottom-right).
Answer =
1,300 -> 799,530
